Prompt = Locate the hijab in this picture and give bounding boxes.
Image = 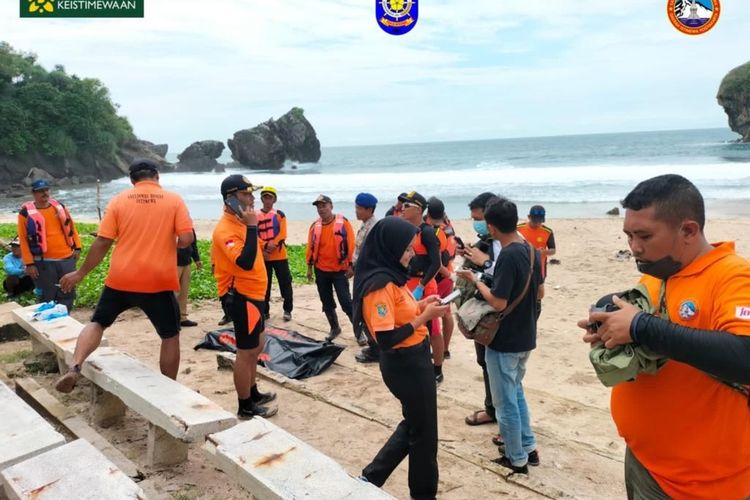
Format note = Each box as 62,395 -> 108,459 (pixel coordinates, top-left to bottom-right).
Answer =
352,216 -> 418,336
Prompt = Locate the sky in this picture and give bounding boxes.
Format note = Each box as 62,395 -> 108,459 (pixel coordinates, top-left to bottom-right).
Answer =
1,0 -> 748,152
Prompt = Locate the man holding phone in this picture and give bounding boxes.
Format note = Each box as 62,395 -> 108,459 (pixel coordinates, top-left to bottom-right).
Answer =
212,175 -> 278,419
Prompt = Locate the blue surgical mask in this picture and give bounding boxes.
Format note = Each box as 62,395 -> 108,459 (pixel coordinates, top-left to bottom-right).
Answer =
473,220 -> 488,236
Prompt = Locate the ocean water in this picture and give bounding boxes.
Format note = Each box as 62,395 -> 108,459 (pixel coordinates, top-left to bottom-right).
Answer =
2,128 -> 749,221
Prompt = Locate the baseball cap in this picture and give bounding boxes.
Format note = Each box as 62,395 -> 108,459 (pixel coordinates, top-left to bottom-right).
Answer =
312,194 -> 333,206
427,196 -> 445,220
9,237 -> 20,247
31,179 -> 51,191
529,205 -> 546,221
260,186 -> 278,199
398,191 -> 427,211
128,158 -> 159,175
355,192 -> 378,209
221,174 -> 261,198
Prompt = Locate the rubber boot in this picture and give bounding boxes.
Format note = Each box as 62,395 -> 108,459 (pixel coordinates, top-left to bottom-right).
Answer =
324,310 -> 341,342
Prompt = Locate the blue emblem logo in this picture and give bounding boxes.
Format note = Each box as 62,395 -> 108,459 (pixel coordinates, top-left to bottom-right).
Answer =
376,0 -> 418,36
678,300 -> 697,320
376,303 -> 388,317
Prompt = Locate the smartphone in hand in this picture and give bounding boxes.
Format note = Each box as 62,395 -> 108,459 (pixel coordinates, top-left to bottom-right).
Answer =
439,289 -> 462,305
454,236 -> 465,249
224,196 -> 243,217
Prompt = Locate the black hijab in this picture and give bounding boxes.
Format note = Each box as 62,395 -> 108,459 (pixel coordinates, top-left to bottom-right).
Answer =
352,217 -> 418,335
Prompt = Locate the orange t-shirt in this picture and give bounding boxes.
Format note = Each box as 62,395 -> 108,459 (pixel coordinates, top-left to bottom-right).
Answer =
98,180 -> 193,293
305,216 -> 355,272
17,203 -> 82,264
611,242 -> 750,499
363,282 -> 428,349
211,212 -> 268,301
258,209 -> 288,261
517,223 -> 554,275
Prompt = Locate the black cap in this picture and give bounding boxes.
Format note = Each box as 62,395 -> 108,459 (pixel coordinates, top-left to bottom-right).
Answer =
312,194 -> 333,206
398,191 -> 427,211
221,174 -> 260,198
128,158 -> 159,174
427,196 -> 445,220
529,205 -> 546,221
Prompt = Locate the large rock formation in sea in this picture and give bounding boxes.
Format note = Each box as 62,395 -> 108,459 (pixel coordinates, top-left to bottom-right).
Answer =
176,140 -> 225,172
0,140 -> 173,194
227,107 -> 321,170
717,61 -> 750,142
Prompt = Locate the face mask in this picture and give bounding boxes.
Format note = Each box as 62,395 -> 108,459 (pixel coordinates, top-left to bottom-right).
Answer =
473,220 -> 488,236
637,256 -> 682,280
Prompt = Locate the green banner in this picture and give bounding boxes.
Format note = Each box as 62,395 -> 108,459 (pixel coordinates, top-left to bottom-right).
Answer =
20,0 -> 144,18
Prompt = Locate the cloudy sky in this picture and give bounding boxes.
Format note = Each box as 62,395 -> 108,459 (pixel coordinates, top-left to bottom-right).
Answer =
1,0 -> 747,151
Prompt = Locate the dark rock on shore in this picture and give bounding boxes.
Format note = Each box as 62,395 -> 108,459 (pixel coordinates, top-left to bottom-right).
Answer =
176,140 -> 225,172
717,61 -> 750,142
0,139 -> 173,193
228,107 -> 320,170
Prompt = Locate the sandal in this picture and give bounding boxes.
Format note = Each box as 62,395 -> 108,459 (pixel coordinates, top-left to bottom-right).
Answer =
465,410 -> 496,426
492,434 -> 504,446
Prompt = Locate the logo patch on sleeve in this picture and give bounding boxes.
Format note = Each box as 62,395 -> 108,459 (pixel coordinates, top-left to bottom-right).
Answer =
376,303 -> 388,317
736,306 -> 750,320
225,239 -> 235,248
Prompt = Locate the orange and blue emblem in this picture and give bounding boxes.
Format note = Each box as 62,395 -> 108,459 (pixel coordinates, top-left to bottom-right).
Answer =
668,0 -> 720,35
377,0 -> 418,36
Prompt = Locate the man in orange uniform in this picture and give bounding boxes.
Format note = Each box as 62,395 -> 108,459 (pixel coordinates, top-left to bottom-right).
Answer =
257,186 -> 293,322
306,194 -> 355,342
580,174 -> 750,499
212,175 -> 277,419
517,205 -> 555,278
400,191 -> 447,384
55,160 -> 194,393
17,179 -> 82,310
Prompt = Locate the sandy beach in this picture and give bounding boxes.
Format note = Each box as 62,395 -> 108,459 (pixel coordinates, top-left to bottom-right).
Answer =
2,216 -> 750,499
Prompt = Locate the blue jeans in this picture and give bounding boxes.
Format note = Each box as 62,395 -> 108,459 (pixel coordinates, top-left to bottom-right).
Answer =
485,349 -> 536,466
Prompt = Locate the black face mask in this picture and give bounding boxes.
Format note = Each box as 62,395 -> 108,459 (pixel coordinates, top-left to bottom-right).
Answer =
637,256 -> 682,280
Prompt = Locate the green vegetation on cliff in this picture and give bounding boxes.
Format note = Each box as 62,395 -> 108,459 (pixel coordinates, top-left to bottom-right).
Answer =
718,61 -> 750,97
0,42 -> 135,160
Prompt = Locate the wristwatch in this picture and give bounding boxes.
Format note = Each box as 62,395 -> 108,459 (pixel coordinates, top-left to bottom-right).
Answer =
482,259 -> 493,270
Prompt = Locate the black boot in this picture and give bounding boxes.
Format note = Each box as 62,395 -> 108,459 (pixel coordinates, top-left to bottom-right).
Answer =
324,310 -> 342,342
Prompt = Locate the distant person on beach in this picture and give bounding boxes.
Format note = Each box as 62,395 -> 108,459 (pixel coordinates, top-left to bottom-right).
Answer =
212,175 -> 277,419
461,192 -> 502,429
55,159 -> 194,393
518,205 -> 555,318
17,179 -> 82,311
3,237 -> 34,298
457,197 -> 543,474
306,194 -> 356,342
425,196 -> 457,359
349,192 -> 379,346
176,229 -> 201,327
257,186 -> 294,322
353,216 -> 448,500
385,193 -> 407,218
579,174 -> 750,498
399,191 -> 447,385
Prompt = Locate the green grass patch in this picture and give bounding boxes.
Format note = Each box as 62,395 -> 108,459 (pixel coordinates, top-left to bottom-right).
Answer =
0,349 -> 32,364
1,223 -> 309,308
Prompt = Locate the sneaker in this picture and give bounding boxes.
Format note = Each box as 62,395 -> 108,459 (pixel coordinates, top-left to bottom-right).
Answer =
324,328 -> 341,343
435,373 -> 444,385
238,402 -> 278,420
356,336 -> 368,347
218,315 -> 231,326
444,350 -> 451,360
497,445 -> 539,467
491,455 -> 528,474
55,366 -> 80,393
180,319 -> 198,327
283,311 -> 292,321
253,390 -> 277,406
355,348 -> 379,363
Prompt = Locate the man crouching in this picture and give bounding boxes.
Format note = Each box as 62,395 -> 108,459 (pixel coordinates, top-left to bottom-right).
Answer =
212,175 -> 278,419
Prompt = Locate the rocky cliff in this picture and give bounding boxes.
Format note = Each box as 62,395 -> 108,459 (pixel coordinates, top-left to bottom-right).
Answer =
717,61 -> 750,142
227,108 -> 321,170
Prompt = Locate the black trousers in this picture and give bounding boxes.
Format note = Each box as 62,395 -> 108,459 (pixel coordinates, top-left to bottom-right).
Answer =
363,341 -> 438,500
475,342 -> 496,420
264,259 -> 293,314
314,268 -> 352,320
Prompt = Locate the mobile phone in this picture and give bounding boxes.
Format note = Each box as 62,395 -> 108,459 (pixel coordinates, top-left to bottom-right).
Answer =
439,289 -> 462,305
454,236 -> 465,249
224,196 -> 243,217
